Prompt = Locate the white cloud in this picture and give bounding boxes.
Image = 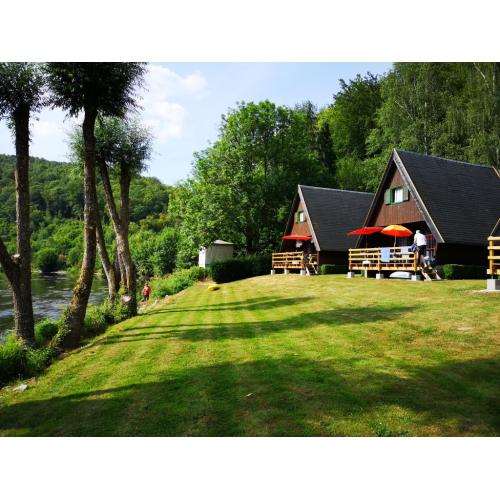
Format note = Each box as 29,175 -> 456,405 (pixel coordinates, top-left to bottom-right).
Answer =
31,119 -> 62,138
139,64 -> 207,143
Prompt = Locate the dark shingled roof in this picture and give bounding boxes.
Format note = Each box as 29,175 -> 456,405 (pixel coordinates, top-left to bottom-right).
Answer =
491,219 -> 500,237
299,185 -> 373,251
396,150 -> 500,246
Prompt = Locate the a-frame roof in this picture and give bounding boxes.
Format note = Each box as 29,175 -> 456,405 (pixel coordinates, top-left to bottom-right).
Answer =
491,219 -> 500,238
285,185 -> 373,252
363,149 -> 500,246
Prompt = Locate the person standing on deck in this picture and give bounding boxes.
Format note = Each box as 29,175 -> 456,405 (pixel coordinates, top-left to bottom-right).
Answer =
414,230 -> 427,267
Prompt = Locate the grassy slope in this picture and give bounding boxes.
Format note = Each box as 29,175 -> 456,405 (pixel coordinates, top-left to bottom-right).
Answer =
0,275 -> 498,436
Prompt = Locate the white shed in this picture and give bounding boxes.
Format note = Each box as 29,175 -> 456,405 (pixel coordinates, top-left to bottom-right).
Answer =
198,240 -> 234,268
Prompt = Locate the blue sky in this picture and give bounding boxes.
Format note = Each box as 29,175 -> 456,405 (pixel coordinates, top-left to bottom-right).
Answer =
0,63 -> 392,185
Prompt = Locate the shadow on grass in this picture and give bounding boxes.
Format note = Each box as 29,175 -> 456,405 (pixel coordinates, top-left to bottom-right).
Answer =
1,356 -> 498,436
143,296 -> 315,315
105,305 -> 415,344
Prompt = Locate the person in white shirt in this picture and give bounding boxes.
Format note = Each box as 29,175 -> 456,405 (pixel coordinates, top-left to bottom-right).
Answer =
414,230 -> 427,267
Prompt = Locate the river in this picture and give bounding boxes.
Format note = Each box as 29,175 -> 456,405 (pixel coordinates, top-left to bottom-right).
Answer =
0,273 -> 107,341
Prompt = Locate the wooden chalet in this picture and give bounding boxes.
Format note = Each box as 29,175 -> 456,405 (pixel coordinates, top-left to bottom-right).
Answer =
272,185 -> 373,274
349,150 -> 500,276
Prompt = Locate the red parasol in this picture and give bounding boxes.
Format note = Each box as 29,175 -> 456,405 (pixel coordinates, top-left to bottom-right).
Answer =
281,235 -> 312,240
347,227 -> 382,236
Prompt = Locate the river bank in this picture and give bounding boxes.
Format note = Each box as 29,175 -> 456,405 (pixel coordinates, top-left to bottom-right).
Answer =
0,273 -> 107,340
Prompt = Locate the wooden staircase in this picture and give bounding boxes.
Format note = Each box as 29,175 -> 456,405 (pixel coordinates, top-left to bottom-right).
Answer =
305,255 -> 319,275
420,265 -> 443,281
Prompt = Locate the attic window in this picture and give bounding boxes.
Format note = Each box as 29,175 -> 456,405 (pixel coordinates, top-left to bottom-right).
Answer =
296,210 -> 305,223
393,186 -> 404,203
384,185 -> 409,204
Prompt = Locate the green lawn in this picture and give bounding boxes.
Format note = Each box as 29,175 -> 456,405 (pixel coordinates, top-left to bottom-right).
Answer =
0,275 -> 499,436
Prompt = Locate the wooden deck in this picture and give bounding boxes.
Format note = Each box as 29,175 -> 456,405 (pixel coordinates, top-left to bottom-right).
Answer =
272,252 -> 319,274
488,236 -> 500,277
349,247 -> 418,273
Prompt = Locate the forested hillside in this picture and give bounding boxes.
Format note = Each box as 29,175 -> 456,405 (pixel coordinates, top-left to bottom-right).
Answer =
0,154 -> 174,275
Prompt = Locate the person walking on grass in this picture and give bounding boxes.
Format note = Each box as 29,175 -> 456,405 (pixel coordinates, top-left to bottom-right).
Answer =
142,282 -> 151,302
414,230 -> 427,267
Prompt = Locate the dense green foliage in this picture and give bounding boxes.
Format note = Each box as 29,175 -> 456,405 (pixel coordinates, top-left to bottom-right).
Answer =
0,333 -> 53,385
171,101 -> 336,265
131,226 -> 178,279
34,319 -> 59,345
0,154 -> 170,273
320,264 -> 349,275
442,264 -> 487,280
150,266 -> 207,299
209,255 -> 272,283
36,248 -> 60,273
83,301 -> 116,337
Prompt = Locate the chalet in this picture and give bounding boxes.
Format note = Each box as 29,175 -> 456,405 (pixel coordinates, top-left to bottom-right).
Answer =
272,185 -> 373,274
350,149 -> 500,275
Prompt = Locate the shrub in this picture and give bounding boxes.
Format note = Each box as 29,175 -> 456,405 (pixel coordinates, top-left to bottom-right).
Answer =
0,333 -> 27,384
0,333 -> 53,386
34,319 -> 59,346
209,254 -> 271,283
320,264 -> 348,275
36,247 -> 60,273
83,301 -> 114,337
442,264 -> 487,280
151,266 -> 207,299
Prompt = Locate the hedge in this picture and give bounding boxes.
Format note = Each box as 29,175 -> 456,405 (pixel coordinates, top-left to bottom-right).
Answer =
320,264 -> 348,275
442,264 -> 487,280
209,255 -> 271,284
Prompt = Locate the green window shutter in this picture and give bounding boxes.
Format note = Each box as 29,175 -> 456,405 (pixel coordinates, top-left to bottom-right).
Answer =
402,185 -> 409,201
384,189 -> 391,205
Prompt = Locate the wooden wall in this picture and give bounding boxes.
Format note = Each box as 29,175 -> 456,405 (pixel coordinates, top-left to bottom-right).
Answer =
370,165 -> 424,226
289,200 -> 312,237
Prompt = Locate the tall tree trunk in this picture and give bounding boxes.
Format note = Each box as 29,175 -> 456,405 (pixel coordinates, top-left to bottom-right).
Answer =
96,204 -> 117,301
62,108 -> 98,348
98,162 -> 137,316
119,166 -> 137,315
0,107 -> 35,345
112,249 -> 123,288
12,107 -> 35,344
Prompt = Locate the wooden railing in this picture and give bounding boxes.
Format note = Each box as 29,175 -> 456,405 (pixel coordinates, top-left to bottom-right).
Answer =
488,236 -> 500,277
272,251 -> 318,270
349,246 -> 418,273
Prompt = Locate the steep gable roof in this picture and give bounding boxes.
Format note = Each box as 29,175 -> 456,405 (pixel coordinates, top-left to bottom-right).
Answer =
364,150 -> 500,246
295,185 -> 373,252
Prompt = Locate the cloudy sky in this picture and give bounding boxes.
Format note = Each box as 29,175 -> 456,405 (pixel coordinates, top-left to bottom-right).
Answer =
0,63 -> 392,185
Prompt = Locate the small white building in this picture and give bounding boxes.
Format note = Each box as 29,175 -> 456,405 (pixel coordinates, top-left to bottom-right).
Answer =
198,240 -> 234,268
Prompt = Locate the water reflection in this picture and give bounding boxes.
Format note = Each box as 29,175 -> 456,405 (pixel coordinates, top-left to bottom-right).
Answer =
0,273 -> 107,340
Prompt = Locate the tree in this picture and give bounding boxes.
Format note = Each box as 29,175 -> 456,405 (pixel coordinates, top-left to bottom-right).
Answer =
46,63 -> 145,347
171,100 -> 334,264
69,116 -> 152,314
318,73 -> 382,190
0,63 -> 45,345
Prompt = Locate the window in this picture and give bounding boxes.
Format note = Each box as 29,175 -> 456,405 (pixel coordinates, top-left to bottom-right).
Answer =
296,210 -> 305,223
384,185 -> 409,204
393,187 -> 404,203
